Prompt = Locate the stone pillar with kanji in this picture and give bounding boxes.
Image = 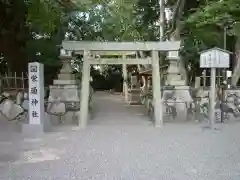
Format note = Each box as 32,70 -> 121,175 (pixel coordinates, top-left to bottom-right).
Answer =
22,62 -> 50,136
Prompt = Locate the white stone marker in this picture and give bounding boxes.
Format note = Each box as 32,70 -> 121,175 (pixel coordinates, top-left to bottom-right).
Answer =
200,47 -> 230,130
22,62 -> 46,136
28,62 -> 44,124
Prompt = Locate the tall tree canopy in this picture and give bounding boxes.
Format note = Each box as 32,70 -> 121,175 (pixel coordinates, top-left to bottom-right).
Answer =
1,0 -> 240,85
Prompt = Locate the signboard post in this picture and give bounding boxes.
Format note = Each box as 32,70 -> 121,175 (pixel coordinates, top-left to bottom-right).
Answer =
200,47 -> 230,129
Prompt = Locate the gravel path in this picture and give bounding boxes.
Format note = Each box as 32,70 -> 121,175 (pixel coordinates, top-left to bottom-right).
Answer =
0,91 -> 240,180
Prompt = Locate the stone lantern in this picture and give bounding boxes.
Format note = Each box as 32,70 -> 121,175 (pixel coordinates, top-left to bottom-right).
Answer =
163,50 -> 193,121
47,48 -> 81,124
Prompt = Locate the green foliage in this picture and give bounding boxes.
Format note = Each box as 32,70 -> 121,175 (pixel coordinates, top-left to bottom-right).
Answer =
26,0 -> 64,34
182,0 -> 240,76
187,0 -> 240,29
185,0 -> 240,47
2,0 -> 240,86
133,0 -> 159,40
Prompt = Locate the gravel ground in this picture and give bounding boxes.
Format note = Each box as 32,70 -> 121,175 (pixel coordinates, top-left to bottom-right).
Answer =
0,91 -> 240,180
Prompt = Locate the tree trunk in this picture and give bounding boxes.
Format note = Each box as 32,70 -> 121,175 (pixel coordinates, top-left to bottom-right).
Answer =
231,22 -> 240,86
169,0 -> 187,84
231,37 -> 240,86
170,24 -> 187,84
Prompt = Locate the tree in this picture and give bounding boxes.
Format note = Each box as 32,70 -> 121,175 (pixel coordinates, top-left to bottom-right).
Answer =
5,0 -> 239,87
185,0 -> 240,85
0,0 -> 73,75
134,0 -> 240,85
0,0 -> 28,75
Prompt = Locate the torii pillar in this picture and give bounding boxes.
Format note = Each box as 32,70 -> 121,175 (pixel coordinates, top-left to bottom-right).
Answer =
79,50 -> 91,128
151,50 -> 163,127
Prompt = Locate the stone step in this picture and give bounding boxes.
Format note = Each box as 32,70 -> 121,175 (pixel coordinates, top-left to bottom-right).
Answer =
168,81 -> 186,86
58,74 -> 74,80
53,80 -> 77,85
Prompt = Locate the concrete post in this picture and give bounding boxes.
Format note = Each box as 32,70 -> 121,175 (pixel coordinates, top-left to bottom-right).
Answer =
0,76 -> 2,94
151,50 -> 163,127
79,50 -> 91,128
122,55 -> 128,103
210,68 -> 216,129
203,70 -> 206,87
143,76 -> 149,106
144,76 -> 148,94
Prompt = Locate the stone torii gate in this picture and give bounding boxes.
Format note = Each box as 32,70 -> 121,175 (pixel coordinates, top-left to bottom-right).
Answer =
62,41 -> 181,128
